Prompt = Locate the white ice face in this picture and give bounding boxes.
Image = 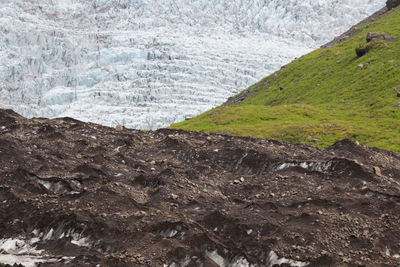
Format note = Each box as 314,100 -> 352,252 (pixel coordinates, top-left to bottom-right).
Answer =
0,0 -> 385,129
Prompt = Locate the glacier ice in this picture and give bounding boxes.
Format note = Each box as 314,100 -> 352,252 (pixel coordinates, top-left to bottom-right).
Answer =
0,0 -> 385,129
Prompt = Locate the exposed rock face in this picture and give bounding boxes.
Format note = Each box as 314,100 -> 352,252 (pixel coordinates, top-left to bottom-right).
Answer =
1,109 -> 400,266
387,0 -> 400,10
366,32 -> 397,42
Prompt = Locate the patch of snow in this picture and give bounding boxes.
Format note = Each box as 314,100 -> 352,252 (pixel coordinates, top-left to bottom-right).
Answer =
0,238 -> 43,255
386,248 -> 400,259
159,229 -> 178,238
277,161 -> 333,172
71,237 -> 91,247
267,251 -> 309,267
0,254 -> 47,267
206,250 -> 226,267
231,256 -> 252,267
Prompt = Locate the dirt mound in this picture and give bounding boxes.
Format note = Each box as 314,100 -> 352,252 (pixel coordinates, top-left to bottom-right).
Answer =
0,110 -> 400,266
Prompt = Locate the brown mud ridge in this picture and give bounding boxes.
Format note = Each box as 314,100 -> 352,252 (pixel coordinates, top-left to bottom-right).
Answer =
0,109 -> 400,266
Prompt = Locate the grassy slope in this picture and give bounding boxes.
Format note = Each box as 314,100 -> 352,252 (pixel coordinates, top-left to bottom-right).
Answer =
171,7 -> 400,152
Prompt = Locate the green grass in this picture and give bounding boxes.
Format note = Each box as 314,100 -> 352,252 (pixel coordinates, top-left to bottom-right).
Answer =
171,7 -> 400,152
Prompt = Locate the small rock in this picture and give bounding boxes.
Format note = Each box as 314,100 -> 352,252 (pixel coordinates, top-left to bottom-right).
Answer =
240,177 -> 245,183
373,166 -> 382,177
233,179 -> 240,184
317,210 -> 323,215
115,125 -> 124,131
307,136 -> 320,143
134,211 -> 147,217
342,257 -> 352,263
366,32 -> 381,42
170,193 -> 178,200
76,154 -> 82,159
356,63 -> 364,70
150,160 -> 156,165
206,136 -> 212,141
269,193 -> 275,198
394,102 -> 400,107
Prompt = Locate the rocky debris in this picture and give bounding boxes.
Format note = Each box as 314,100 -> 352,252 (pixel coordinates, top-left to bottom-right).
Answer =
387,0 -> 400,10
373,166 -> 382,176
0,109 -> 400,266
356,32 -> 396,57
366,32 -> 397,42
395,87 -> 400,97
356,63 -> 365,70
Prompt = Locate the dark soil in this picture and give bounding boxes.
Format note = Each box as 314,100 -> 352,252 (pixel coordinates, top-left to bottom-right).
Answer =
0,109 -> 400,266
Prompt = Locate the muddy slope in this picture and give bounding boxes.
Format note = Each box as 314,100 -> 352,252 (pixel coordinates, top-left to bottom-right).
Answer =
0,109 -> 400,266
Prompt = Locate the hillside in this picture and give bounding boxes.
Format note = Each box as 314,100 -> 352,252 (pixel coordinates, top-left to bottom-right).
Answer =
1,109 -> 400,266
171,6 -> 400,152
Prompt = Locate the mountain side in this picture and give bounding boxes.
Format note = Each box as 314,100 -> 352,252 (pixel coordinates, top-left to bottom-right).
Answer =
0,0 -> 385,129
171,6 -> 400,152
1,109 -> 400,266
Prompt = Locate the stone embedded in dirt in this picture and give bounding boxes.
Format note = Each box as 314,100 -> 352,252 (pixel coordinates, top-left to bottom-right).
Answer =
1,109 -> 400,266
373,166 -> 382,176
115,125 -> 124,131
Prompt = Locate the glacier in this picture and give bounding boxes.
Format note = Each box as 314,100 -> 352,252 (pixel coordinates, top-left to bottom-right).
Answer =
0,0 -> 386,129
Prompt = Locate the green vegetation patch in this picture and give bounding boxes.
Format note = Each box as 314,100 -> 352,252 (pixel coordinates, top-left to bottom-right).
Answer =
171,7 -> 400,152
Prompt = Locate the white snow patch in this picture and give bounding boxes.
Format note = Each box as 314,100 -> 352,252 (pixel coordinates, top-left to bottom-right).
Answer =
386,248 -> 400,259
268,251 -> 308,267
231,256 -> 252,267
71,237 -> 91,247
277,161 -> 333,172
159,229 -> 178,238
0,238 -> 43,255
206,250 -> 226,267
0,254 -> 47,267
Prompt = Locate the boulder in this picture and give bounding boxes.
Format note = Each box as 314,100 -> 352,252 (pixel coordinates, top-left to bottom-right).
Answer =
366,32 -> 396,42
356,42 -> 376,57
387,0 -> 400,10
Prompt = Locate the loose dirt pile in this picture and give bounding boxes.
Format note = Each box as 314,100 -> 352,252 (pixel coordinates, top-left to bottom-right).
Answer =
0,109 -> 400,266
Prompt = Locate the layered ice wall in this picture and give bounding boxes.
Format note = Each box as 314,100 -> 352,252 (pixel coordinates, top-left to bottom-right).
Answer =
0,0 -> 385,129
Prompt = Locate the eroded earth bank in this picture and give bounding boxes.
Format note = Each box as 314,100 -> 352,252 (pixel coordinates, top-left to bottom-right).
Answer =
0,109 -> 400,266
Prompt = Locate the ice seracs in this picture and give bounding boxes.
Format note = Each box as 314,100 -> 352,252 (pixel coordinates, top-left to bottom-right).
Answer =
0,0 -> 385,129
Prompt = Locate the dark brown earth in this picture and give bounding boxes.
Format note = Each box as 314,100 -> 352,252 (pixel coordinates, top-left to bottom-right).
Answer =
1,109 -> 400,266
